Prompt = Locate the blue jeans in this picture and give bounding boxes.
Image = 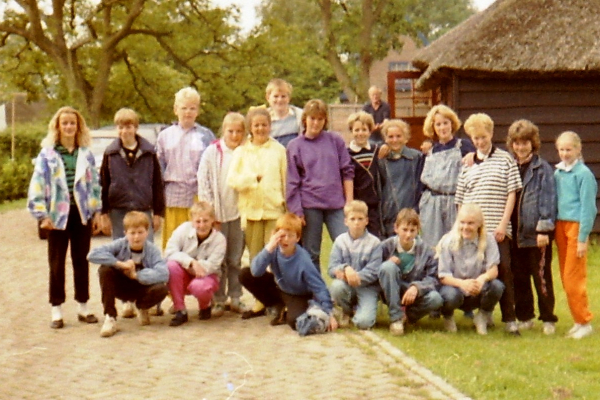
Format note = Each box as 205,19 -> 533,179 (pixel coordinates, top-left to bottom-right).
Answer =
329,279 -> 379,329
378,261 -> 443,322
439,279 -> 505,317
302,208 -> 346,272
109,209 -> 154,241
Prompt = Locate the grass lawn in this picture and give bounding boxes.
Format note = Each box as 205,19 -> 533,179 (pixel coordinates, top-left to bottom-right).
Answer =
0,198 -> 26,213
321,234 -> 600,400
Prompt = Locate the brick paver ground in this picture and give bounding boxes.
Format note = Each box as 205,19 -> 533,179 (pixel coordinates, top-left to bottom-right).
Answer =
0,209 -> 470,400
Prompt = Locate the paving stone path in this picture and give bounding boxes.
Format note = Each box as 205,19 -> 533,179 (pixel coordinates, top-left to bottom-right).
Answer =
0,208 -> 470,400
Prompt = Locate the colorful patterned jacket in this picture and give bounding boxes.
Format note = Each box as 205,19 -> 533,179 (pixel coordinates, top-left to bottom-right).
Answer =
28,146 -> 102,229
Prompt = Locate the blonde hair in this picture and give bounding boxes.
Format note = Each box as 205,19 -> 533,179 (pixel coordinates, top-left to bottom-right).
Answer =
222,112 -> 246,133
245,108 -> 271,139
114,108 -> 139,127
42,106 -> 90,148
266,79 -> 293,97
368,86 -> 382,96
123,211 -> 150,231
347,111 -> 375,132
174,87 -> 200,107
556,131 -> 582,150
423,105 -> 461,139
438,204 -> 488,261
344,200 -> 368,217
464,113 -> 494,138
189,200 -> 215,220
301,99 -> 328,130
275,213 -> 303,238
382,119 -> 410,140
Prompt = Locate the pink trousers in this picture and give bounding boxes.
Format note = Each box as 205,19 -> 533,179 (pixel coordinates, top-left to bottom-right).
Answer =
167,261 -> 219,311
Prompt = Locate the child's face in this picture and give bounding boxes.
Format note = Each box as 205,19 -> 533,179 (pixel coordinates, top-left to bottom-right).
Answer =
344,211 -> 368,239
192,212 -> 214,240
351,121 -> 371,147
512,139 -> 533,162
250,115 -> 271,145
557,139 -> 580,165
369,89 -> 381,105
433,113 -> 453,143
58,112 -> 78,141
459,213 -> 480,240
385,126 -> 408,152
394,222 -> 418,250
223,122 -> 245,149
470,130 -> 493,154
277,228 -> 299,255
118,123 -> 137,146
305,115 -> 326,138
174,100 -> 199,128
267,89 -> 290,114
125,225 -> 149,251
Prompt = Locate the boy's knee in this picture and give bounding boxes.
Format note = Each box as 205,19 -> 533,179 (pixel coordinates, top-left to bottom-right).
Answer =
353,312 -> 376,330
238,267 -> 253,285
167,260 -> 183,274
424,291 -> 444,310
328,279 -> 349,298
378,261 -> 398,279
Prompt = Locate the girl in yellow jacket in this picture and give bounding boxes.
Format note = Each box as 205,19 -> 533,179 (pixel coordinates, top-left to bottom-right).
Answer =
227,107 -> 287,262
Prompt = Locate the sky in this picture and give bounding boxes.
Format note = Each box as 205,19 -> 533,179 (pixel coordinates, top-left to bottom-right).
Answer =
211,0 -> 497,34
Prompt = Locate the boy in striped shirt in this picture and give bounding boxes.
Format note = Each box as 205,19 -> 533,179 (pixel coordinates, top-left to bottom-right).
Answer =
455,113 -> 522,335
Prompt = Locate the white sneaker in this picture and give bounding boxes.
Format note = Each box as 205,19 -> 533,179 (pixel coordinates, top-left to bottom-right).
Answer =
138,308 -> 150,326
542,322 -> 556,335
444,316 -> 457,333
212,303 -> 226,318
485,312 -> 495,327
474,311 -> 488,335
570,323 -> 593,339
505,321 -> 520,335
566,323 -> 583,337
518,319 -> 534,330
122,302 -> 136,318
100,316 -> 118,337
389,320 -> 404,336
230,298 -> 250,314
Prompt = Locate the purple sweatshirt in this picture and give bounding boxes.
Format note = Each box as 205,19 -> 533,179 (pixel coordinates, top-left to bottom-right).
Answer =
286,130 -> 354,216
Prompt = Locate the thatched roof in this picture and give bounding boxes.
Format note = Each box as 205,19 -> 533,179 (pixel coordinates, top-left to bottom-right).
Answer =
413,0 -> 600,90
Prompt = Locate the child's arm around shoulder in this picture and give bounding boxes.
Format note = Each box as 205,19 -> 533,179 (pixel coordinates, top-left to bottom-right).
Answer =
137,242 -> 169,285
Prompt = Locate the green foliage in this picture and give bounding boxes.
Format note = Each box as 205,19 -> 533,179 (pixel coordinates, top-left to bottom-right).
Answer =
0,122 -> 47,161
0,158 -> 34,203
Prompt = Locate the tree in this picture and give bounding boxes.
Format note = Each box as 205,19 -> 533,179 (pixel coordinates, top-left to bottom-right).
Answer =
0,0 -> 241,127
260,0 -> 474,102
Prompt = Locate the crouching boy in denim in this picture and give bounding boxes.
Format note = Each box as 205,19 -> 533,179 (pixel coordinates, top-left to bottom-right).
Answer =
437,204 -> 505,335
239,213 -> 338,335
88,211 -> 169,337
328,200 -> 382,329
378,208 -> 443,335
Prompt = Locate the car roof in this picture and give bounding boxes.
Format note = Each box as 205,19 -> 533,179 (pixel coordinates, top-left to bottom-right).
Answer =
90,124 -> 163,145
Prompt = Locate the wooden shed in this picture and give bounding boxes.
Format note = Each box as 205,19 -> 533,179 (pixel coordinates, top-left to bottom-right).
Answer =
412,0 -> 600,232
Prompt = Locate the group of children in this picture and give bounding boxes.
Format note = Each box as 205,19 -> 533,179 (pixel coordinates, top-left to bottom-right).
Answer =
27,78 -> 597,340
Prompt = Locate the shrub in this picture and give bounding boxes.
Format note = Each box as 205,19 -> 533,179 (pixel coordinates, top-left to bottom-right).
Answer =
0,158 -> 34,203
0,121 -> 47,162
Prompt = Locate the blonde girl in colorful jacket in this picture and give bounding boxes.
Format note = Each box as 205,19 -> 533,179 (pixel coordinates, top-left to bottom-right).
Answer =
28,106 -> 102,329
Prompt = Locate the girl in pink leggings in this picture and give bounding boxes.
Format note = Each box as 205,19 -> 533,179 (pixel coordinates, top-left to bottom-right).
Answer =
165,201 -> 226,326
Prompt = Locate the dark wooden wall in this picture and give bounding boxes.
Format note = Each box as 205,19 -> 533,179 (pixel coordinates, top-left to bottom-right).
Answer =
448,76 -> 600,232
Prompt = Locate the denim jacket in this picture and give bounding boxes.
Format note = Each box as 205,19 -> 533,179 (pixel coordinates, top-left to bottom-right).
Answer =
514,155 -> 556,247
28,146 -> 101,229
380,236 -> 440,296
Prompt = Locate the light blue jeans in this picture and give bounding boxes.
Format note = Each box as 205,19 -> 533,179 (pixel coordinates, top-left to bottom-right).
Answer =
378,260 -> 443,322
110,209 -> 154,241
329,279 -> 379,329
439,279 -> 505,317
302,208 -> 346,272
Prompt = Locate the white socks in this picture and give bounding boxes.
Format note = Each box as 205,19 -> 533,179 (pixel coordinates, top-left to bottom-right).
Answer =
51,306 -> 62,321
78,302 -> 89,316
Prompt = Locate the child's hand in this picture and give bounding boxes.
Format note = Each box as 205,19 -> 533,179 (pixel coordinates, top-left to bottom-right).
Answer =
118,259 -> 136,272
577,241 -> 588,258
40,217 -> 55,230
494,225 -> 507,243
388,256 -> 401,266
536,234 -> 549,248
92,213 -> 103,235
266,230 -> 285,252
401,285 -> 418,306
328,315 -> 339,332
153,215 -> 162,232
462,152 -> 475,167
344,267 -> 361,287
461,279 -> 481,296
124,268 -> 137,280
378,144 -> 390,159
334,269 -> 346,281
190,260 -> 207,278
